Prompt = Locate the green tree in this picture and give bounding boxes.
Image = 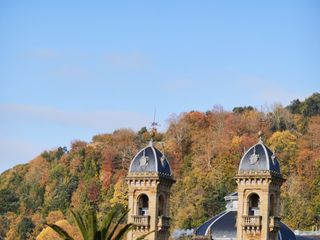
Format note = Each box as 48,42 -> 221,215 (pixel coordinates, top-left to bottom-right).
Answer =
268,130 -> 297,176
286,99 -> 302,114
301,92 -> 320,117
232,106 -> 254,114
0,189 -> 19,214
268,104 -> 295,131
286,92 -> 320,117
17,217 -> 35,240
110,179 -> 128,208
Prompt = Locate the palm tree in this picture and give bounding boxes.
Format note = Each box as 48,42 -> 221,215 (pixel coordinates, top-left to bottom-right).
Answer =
48,208 -> 149,240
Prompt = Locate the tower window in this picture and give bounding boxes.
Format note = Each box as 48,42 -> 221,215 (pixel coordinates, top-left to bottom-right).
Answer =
248,193 -> 260,216
137,194 -> 149,216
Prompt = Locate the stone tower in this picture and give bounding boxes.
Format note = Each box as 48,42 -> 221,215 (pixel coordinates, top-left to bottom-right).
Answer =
126,140 -> 175,240
235,138 -> 285,240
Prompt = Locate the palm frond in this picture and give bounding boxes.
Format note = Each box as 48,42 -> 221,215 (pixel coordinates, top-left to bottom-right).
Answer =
100,208 -> 117,240
47,208 -> 152,240
71,209 -> 88,239
87,210 -> 97,240
106,209 -> 130,240
47,223 -> 75,240
135,230 -> 155,240
111,223 -> 132,240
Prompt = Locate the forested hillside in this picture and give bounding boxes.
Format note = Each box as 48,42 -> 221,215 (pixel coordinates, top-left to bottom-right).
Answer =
0,93 -> 320,239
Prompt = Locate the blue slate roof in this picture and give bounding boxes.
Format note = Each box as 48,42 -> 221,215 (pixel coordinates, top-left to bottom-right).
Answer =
195,211 -> 228,236
239,139 -> 281,174
279,222 -> 297,240
209,211 -> 237,239
195,210 -> 296,240
128,141 -> 172,176
296,236 -> 320,240
195,193 -> 296,240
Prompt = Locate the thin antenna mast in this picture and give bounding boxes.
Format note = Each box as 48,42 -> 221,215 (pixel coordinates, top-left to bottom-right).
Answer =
150,108 -> 159,139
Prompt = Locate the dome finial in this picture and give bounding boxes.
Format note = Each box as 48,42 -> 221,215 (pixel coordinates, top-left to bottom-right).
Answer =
148,138 -> 154,147
258,130 -> 263,143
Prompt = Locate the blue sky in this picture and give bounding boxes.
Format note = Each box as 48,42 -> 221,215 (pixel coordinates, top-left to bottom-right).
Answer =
0,1 -> 319,173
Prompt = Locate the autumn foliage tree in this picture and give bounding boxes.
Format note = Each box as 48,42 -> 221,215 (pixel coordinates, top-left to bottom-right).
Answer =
0,93 -> 320,239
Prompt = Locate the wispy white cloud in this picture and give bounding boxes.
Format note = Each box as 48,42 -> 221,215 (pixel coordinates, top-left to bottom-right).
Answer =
22,49 -> 151,82
104,52 -> 150,70
46,64 -> 95,82
158,70 -> 305,112
0,138 -> 45,173
0,104 -> 148,132
163,78 -> 195,93
0,104 -> 149,172
235,73 -> 301,105
24,48 -> 61,61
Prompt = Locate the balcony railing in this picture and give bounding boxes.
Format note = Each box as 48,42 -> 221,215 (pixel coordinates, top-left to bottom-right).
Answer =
158,216 -> 170,229
131,215 -> 150,228
242,215 -> 262,227
269,216 -> 281,231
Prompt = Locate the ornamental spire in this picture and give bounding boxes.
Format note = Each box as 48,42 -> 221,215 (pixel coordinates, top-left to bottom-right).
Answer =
148,139 -> 154,147
150,108 -> 159,140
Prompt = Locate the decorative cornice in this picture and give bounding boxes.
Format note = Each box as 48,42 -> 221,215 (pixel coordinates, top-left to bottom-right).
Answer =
236,170 -> 284,180
126,172 -> 175,182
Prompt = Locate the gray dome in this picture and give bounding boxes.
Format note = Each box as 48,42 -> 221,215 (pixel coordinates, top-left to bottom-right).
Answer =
239,139 -> 281,174
195,193 -> 296,240
128,141 -> 172,176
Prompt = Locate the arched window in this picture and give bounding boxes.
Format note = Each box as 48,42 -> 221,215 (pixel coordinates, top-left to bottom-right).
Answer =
270,195 -> 275,216
248,193 -> 260,216
158,195 -> 165,216
137,194 -> 149,216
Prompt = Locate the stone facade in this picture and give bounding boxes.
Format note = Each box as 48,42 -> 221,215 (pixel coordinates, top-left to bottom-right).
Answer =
194,139 -> 294,240
235,147 -> 285,240
126,173 -> 174,240
126,141 -> 175,240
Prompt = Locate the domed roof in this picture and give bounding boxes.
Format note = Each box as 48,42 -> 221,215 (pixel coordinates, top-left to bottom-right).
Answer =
195,193 -> 296,240
239,138 -> 281,174
128,140 -> 172,176
195,210 -> 237,239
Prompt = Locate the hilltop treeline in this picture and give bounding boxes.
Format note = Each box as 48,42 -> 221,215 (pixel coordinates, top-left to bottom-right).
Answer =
0,93 -> 320,239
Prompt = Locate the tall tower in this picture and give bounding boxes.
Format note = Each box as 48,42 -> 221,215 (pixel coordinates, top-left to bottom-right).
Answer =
126,140 -> 175,240
235,138 -> 285,240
